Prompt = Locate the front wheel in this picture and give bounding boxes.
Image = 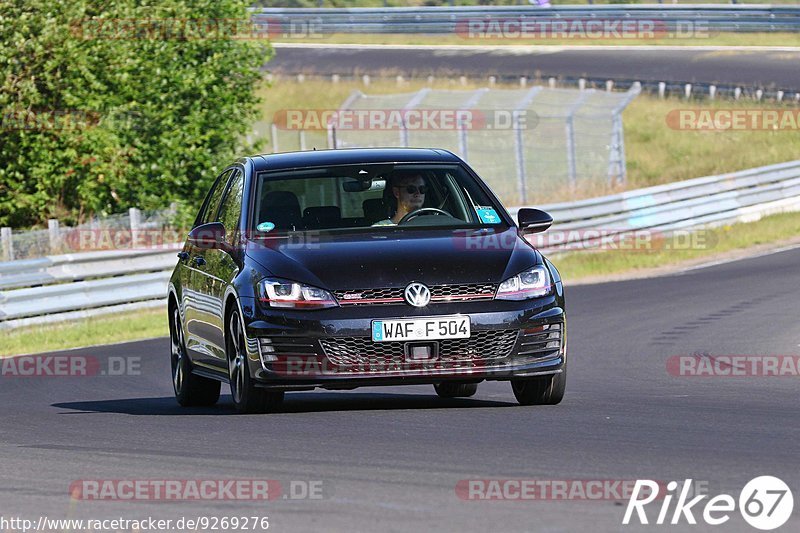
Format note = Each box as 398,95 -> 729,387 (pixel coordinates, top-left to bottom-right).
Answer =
511,368 -> 566,406
170,306 -> 220,407
227,310 -> 284,414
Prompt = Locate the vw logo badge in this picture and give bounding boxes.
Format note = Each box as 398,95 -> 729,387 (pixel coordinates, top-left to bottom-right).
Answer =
404,282 -> 431,307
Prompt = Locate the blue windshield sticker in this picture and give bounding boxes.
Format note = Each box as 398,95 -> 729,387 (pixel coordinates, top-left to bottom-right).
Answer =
256,221 -> 276,232
475,207 -> 501,224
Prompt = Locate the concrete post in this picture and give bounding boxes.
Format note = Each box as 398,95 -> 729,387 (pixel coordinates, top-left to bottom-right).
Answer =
48,219 -> 60,253
129,208 -> 141,250
0,227 -> 12,261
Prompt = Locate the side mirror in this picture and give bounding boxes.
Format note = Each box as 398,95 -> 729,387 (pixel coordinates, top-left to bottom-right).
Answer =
517,208 -> 553,234
188,221 -> 227,250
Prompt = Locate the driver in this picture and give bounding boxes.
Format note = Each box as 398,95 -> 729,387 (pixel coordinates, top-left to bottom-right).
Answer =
372,171 -> 427,226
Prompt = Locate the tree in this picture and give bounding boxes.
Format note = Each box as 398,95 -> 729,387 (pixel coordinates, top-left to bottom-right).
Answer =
0,0 -> 271,227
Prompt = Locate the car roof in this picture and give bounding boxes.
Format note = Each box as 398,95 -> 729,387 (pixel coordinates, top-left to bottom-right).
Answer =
248,148 -> 461,172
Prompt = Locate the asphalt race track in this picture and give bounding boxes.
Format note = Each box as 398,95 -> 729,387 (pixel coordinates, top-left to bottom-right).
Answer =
1,247 -> 799,532
269,44 -> 800,91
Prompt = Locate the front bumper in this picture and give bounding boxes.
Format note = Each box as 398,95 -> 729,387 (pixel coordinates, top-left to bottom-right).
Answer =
242,291 -> 566,391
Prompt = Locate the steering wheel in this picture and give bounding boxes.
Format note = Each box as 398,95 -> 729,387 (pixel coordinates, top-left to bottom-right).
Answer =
398,207 -> 452,225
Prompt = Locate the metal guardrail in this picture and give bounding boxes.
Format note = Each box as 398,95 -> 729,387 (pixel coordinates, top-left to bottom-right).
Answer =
1,272 -> 172,323
1,159 -> 800,330
0,248 -> 178,329
508,159 -> 800,252
255,5 -> 800,34
0,248 -> 179,291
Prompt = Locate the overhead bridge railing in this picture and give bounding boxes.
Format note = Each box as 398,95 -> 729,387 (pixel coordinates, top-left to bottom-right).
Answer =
2,160 -> 800,329
253,6 -> 800,34
508,160 -> 800,253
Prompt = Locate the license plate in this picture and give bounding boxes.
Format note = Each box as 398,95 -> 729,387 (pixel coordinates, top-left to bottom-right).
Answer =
371,316 -> 470,342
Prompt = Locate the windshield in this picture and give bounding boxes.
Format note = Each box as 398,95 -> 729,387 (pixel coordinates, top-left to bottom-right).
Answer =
251,163 -> 507,234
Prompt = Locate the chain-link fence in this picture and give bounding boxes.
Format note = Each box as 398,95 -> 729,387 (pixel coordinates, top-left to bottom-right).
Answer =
266,84 -> 639,205
0,207 -> 179,262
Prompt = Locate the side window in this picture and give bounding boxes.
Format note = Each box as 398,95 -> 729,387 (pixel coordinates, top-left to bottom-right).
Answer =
197,169 -> 233,226
216,170 -> 244,243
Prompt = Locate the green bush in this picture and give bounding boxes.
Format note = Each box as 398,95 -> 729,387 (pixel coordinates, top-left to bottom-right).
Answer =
0,0 -> 271,227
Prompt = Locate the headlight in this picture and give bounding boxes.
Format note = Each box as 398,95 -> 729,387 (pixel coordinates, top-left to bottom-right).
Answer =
495,265 -> 552,300
258,278 -> 338,310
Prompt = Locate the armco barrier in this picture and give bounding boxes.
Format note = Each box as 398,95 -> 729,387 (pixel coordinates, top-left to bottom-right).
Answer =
0,247 -> 179,330
0,247 -> 180,291
0,271 -> 172,322
2,160 -> 800,329
508,160 -> 800,252
254,5 -> 800,34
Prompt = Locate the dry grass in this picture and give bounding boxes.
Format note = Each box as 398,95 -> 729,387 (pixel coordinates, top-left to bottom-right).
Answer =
623,96 -> 800,189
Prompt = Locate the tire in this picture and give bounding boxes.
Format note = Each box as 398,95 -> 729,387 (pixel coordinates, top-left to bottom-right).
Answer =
227,309 -> 284,414
511,367 -> 566,406
434,382 -> 478,398
170,305 -> 220,407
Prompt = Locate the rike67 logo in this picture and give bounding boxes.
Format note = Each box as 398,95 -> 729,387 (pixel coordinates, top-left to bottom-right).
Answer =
623,477 -> 794,530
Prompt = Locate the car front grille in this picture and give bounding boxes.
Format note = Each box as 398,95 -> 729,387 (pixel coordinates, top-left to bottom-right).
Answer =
319,329 -> 519,367
259,322 -> 562,374
333,283 -> 497,306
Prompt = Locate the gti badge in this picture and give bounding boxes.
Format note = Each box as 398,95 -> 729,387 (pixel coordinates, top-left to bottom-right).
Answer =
404,282 -> 431,307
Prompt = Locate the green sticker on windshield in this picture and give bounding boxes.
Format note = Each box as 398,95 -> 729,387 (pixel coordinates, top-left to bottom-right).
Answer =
257,221 -> 275,232
475,207 -> 501,224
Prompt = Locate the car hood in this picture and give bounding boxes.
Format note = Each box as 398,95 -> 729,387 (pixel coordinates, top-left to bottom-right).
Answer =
244,227 -> 540,290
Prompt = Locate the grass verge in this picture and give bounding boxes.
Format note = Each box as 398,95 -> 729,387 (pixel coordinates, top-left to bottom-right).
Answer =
553,210 -> 800,281
622,96 -> 800,189
3,211 -> 800,356
0,308 -> 167,358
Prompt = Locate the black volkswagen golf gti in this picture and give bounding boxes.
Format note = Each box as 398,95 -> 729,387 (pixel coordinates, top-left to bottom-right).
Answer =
168,148 -> 566,413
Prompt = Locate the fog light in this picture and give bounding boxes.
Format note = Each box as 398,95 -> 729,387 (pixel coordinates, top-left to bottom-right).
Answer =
258,338 -> 278,362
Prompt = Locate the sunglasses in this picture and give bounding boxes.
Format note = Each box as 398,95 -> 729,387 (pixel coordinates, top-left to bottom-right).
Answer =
402,185 -> 428,195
